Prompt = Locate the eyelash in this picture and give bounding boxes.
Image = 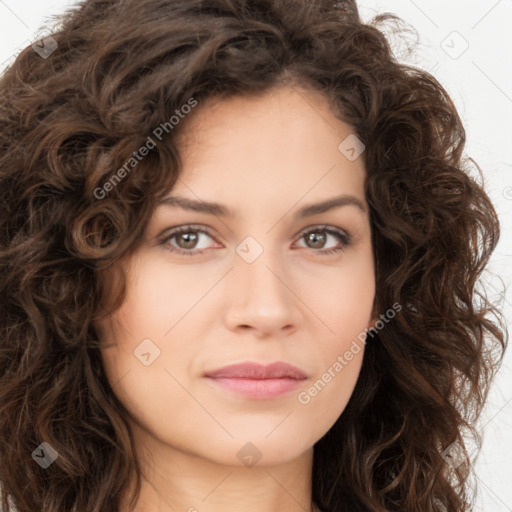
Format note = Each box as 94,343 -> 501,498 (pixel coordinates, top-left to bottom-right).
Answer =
157,224 -> 352,257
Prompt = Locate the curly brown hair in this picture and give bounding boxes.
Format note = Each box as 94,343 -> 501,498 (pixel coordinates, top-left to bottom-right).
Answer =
0,0 -> 507,511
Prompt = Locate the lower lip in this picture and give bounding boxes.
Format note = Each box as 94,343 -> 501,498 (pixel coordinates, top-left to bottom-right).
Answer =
205,377 -> 305,399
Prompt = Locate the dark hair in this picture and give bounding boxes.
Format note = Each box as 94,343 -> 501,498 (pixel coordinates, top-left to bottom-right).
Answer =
0,0 -> 507,511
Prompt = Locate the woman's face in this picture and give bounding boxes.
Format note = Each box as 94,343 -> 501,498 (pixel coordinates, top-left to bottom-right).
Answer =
97,85 -> 377,468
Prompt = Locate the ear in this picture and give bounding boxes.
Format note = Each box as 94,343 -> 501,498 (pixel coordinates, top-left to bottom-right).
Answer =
367,317 -> 378,330
367,305 -> 379,330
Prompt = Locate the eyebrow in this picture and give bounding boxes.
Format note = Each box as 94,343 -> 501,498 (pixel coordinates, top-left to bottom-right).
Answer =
156,193 -> 367,218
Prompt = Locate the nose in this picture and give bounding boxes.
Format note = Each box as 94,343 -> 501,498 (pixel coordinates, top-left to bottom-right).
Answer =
223,246 -> 301,337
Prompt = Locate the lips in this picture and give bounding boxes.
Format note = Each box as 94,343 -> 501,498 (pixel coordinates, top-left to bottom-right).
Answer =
204,362 -> 308,400
204,361 -> 307,380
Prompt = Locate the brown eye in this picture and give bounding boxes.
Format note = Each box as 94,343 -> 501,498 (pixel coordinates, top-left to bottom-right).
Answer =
296,226 -> 352,255
158,224 -> 352,257
175,231 -> 201,249
304,230 -> 327,249
159,225 -> 218,256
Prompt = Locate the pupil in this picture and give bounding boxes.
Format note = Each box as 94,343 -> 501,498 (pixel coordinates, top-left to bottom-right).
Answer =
179,232 -> 198,249
308,231 -> 326,249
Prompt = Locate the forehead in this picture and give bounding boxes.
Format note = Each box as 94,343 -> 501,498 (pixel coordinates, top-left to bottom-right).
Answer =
171,85 -> 367,202
176,84 -> 339,147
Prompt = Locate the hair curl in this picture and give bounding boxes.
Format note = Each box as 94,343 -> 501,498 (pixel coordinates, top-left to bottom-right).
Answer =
0,0 -> 507,511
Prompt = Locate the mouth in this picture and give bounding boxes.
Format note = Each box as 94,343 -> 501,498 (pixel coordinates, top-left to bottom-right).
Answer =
204,361 -> 308,400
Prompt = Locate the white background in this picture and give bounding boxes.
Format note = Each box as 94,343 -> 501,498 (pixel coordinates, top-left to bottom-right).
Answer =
1,0 -> 511,510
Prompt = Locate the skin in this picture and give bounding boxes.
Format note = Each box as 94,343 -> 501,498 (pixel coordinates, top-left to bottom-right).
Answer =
96,84 -> 378,512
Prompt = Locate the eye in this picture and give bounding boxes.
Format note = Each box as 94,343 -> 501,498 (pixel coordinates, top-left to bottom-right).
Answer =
158,224 -> 219,256
294,225 -> 352,255
157,224 -> 352,256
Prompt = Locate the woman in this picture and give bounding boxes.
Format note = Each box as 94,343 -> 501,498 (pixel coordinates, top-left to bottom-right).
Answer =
0,0 -> 507,511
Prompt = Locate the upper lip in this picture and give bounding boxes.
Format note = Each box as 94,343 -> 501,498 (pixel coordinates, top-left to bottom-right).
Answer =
205,361 -> 307,380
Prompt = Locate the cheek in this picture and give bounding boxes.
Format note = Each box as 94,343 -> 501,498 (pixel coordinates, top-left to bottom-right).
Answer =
103,259 -> 205,344
295,258 -> 373,416
96,259 -> 208,404
297,330 -> 366,429
304,255 -> 375,336
101,350 -> 197,431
